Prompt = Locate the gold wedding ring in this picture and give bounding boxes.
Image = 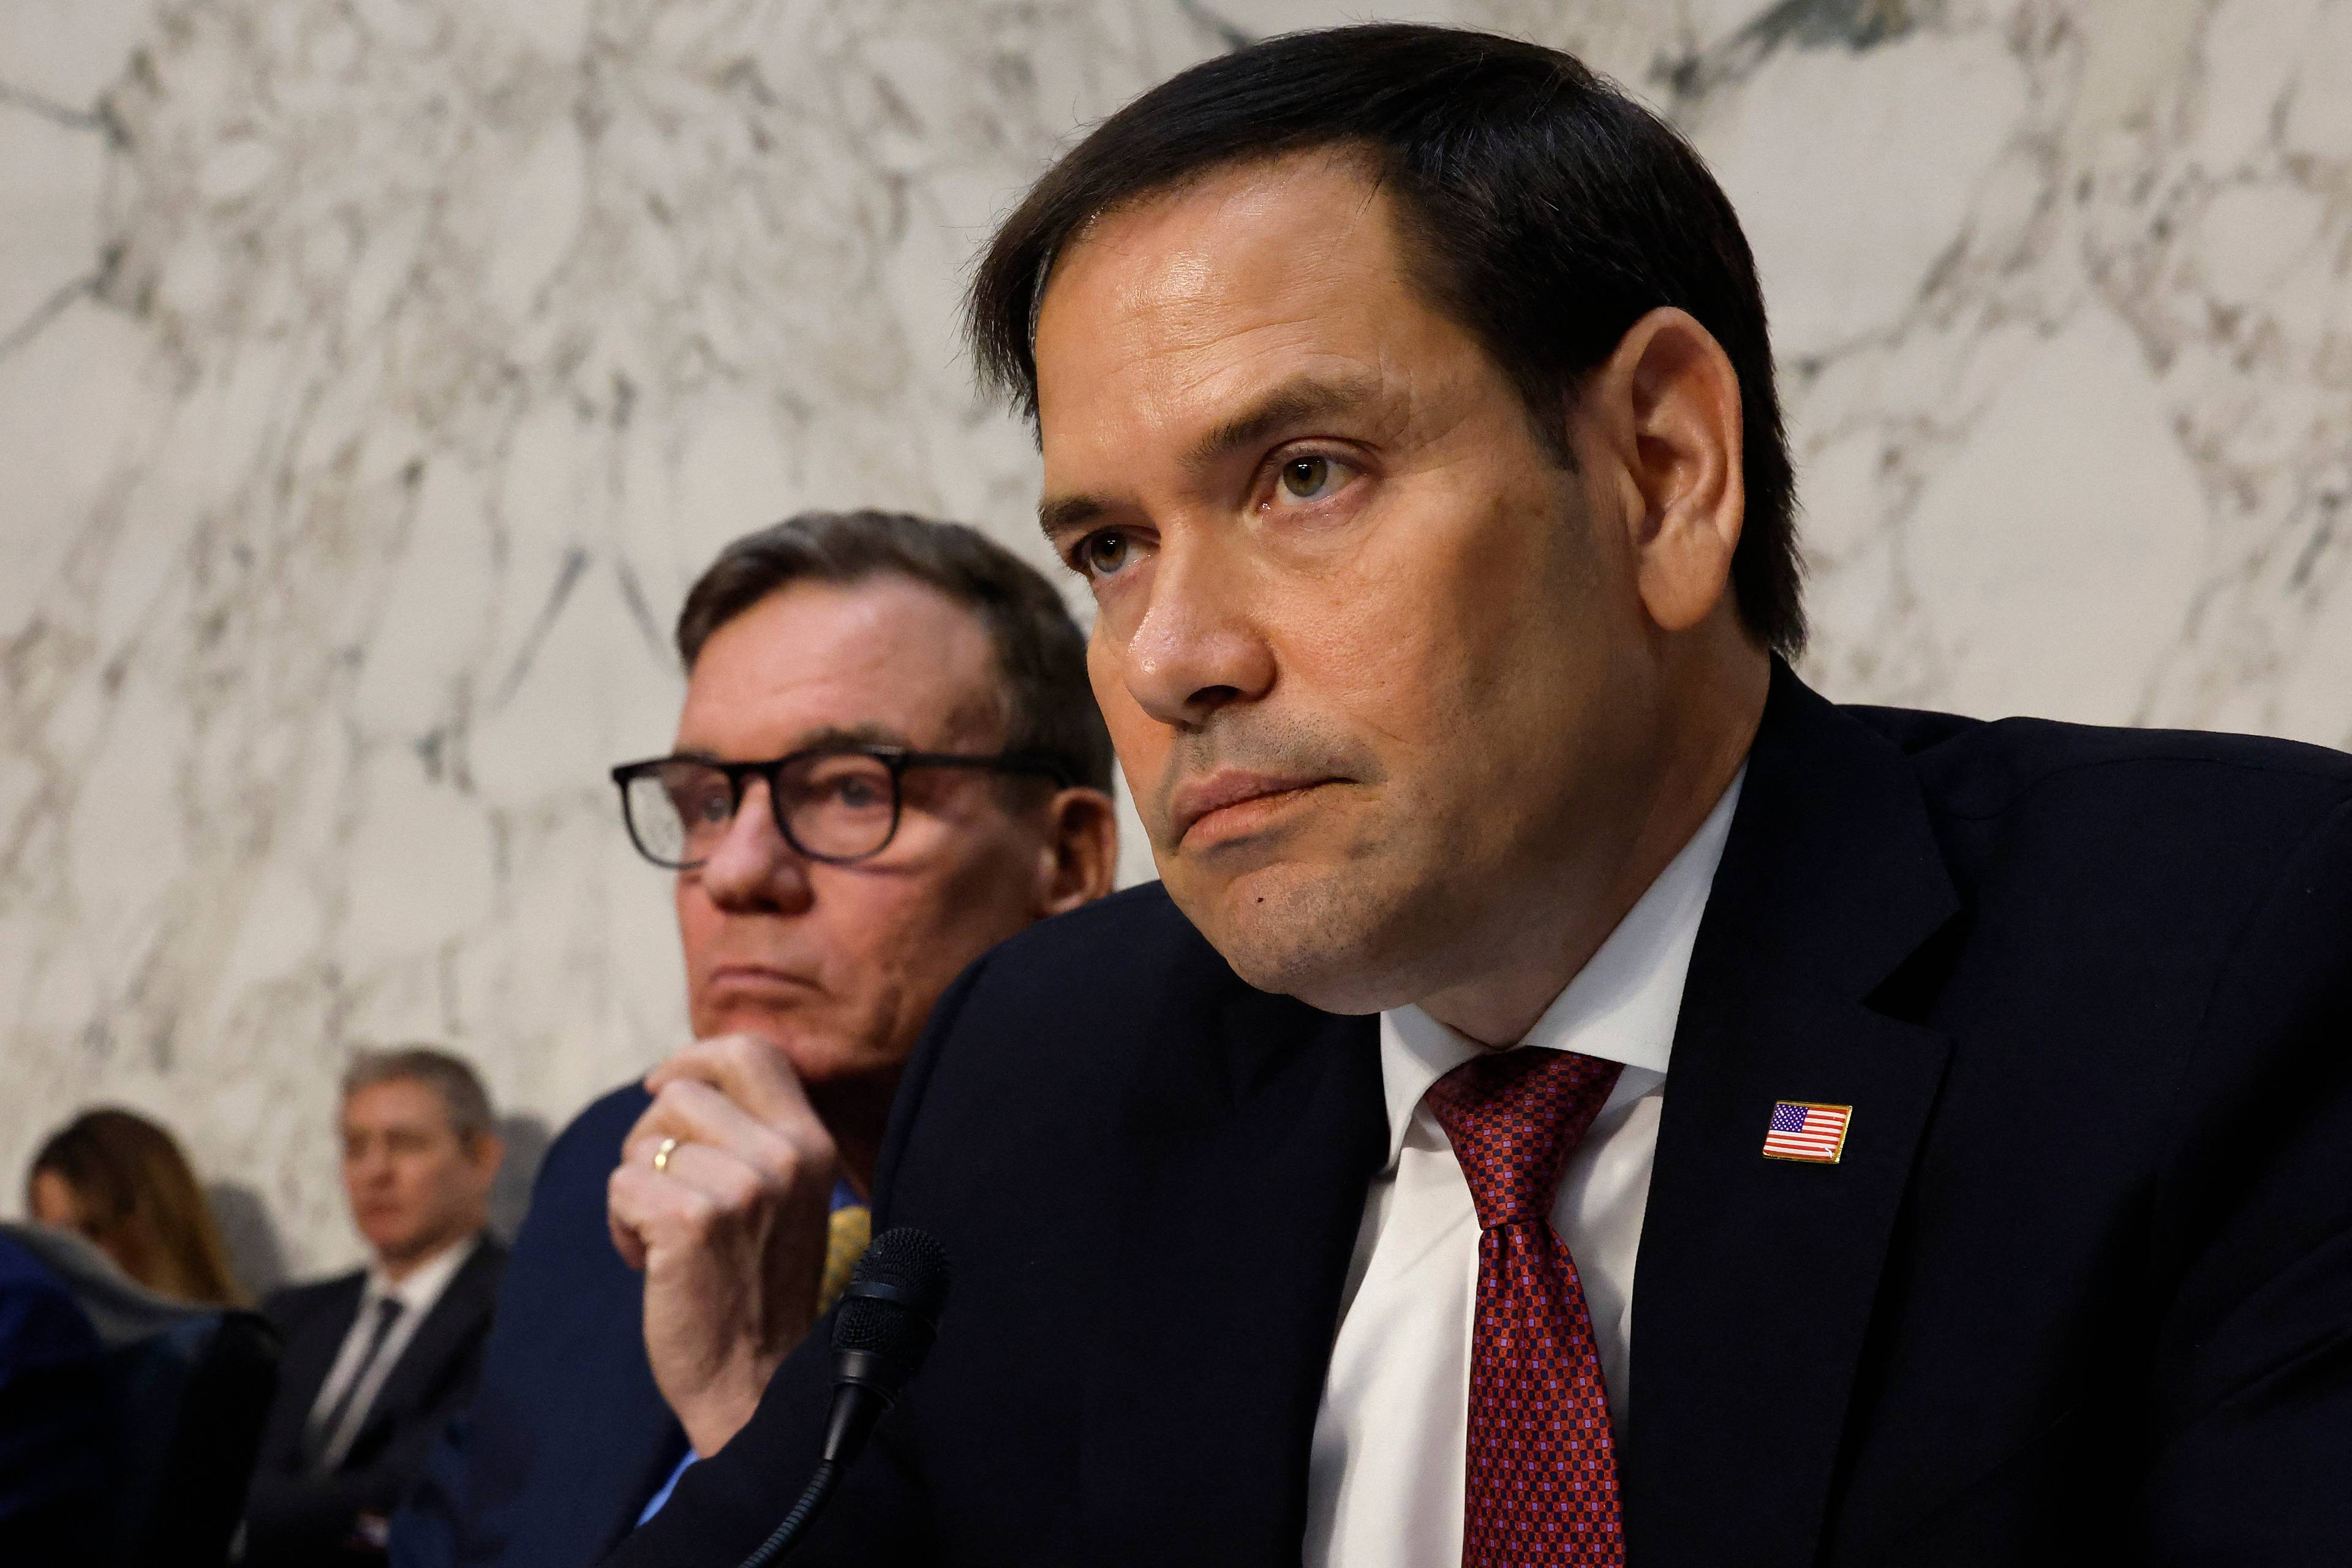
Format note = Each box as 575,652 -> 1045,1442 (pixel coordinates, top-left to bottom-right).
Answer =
652,1136 -> 680,1174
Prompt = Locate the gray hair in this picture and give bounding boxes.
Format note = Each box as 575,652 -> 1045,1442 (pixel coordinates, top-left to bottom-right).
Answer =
675,509 -> 1114,794
341,1046 -> 496,1147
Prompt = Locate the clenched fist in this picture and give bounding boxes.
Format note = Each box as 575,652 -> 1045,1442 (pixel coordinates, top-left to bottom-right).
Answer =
608,1033 -> 845,1456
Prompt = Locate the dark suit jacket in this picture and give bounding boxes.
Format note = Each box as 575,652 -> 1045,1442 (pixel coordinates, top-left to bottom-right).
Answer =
245,1235 -> 506,1564
389,1087 -> 688,1568
611,662 -> 2352,1567
0,1234 -> 109,1561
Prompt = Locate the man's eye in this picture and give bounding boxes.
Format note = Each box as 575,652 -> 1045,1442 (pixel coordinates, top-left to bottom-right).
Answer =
1080,531 -> 1131,576
1275,455 -> 1345,504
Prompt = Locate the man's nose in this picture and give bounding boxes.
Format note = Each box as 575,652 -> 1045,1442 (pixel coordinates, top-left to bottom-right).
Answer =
696,778 -> 817,913
1115,537 -> 1275,729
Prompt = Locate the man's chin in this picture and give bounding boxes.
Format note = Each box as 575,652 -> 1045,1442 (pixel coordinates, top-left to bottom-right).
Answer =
690,997 -> 821,1050
363,1226 -> 438,1265
1172,859 -> 1412,1014
689,1014 -> 900,1092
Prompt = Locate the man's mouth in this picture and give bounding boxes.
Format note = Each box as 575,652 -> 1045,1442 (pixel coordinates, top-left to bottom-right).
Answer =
704,965 -> 820,995
1169,770 -> 1342,848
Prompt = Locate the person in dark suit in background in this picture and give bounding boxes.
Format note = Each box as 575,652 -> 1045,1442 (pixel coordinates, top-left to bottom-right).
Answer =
0,1230 -> 109,1561
245,1047 -> 507,1565
389,511 -> 1118,1567
612,25 -> 2352,1568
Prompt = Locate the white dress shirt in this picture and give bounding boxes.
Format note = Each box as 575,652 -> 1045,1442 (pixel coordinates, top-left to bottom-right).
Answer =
306,1232 -> 481,1471
1303,771 -> 1744,1568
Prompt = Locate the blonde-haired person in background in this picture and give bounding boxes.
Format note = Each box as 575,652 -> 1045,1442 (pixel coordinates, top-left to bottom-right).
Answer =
26,1106 -> 246,1306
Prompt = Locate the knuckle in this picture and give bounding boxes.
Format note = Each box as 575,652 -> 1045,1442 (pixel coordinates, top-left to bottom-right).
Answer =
758,1132 -> 803,1181
654,1082 -> 710,1126
718,1169 -> 763,1212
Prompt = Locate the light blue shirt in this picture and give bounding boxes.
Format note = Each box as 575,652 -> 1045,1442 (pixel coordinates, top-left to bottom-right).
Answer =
636,1446 -> 698,1526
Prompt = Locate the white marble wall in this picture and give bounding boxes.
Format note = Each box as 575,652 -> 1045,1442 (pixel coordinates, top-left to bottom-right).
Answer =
4,0 -> 2345,1284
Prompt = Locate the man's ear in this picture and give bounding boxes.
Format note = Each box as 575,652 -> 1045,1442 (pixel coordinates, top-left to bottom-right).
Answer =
1582,306 -> 1746,635
1036,787 -> 1120,916
469,1130 -> 507,1185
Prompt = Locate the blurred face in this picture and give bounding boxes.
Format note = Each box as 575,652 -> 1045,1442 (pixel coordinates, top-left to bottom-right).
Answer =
673,578 -> 1072,1090
28,1169 -> 88,1234
1033,153 -> 1668,1016
341,1079 -> 498,1271
29,1169 -> 148,1286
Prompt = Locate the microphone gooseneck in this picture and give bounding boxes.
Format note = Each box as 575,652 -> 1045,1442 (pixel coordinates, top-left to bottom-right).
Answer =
735,1227 -> 951,1568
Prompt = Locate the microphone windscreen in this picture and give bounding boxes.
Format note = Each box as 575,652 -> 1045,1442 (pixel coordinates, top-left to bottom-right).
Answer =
832,1227 -> 951,1362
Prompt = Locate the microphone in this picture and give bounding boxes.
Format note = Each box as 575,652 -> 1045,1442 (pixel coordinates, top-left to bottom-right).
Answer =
734,1227 -> 951,1568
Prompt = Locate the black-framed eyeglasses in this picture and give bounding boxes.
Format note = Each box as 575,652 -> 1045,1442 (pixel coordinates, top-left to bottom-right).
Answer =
610,745 -> 1074,870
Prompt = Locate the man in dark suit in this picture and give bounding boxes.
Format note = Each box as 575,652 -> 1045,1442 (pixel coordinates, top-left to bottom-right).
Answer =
245,1048 -> 507,1564
611,24 -> 2352,1568
388,513 -> 1119,1566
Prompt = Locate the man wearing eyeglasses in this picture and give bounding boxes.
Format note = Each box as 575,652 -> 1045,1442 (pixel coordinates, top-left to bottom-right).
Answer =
390,510 -> 1117,1568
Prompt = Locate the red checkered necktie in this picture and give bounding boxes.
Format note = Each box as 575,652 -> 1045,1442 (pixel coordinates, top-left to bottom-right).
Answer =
1425,1047 -> 1627,1568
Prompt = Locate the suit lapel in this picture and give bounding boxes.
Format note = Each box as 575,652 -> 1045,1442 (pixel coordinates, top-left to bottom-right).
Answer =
265,1275 -> 366,1468
344,1238 -> 499,1464
1626,662 -> 1959,1568
1079,971 -> 1386,1566
561,1088 -> 694,1558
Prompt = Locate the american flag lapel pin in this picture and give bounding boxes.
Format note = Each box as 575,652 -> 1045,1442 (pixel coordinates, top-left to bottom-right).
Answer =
1763,1101 -> 1853,1164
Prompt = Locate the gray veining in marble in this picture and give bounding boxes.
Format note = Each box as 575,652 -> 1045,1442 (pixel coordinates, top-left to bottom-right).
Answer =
4,0 -> 2346,1280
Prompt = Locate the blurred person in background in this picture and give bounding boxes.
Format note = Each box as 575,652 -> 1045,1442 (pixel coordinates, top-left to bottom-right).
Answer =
243,1047 -> 507,1566
26,1106 -> 246,1306
391,510 -> 1118,1567
0,1229 -> 109,1559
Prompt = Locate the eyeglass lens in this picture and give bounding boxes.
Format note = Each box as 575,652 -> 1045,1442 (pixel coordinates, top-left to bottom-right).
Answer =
624,754 -> 900,866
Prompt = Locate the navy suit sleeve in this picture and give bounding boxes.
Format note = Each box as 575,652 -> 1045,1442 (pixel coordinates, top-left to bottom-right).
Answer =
390,1085 -> 684,1568
593,955 -> 999,1567
2141,794 -> 2352,1561
388,1400 -> 470,1568
0,1238 -> 109,1561
390,1136 -> 590,1568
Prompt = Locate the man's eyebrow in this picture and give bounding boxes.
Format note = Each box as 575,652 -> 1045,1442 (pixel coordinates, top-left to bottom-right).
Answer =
673,722 -> 913,762
1036,373 -> 1382,545
787,722 -> 913,753
1181,373 -> 1381,472
1037,493 -> 1104,543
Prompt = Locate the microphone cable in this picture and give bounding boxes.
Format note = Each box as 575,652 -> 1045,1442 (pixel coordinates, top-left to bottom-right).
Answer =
736,1227 -> 951,1568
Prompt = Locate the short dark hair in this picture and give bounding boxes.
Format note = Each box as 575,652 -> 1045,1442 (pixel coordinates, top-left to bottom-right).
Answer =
342,1046 -> 496,1147
968,23 -> 1804,655
676,509 -> 1115,793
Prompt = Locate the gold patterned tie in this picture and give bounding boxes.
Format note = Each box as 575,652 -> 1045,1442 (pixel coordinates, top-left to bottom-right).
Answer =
817,1204 -> 872,1316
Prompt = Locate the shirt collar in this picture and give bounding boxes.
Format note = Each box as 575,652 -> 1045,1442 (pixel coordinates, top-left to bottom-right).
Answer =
1373,765 -> 1745,1171
366,1230 -> 480,1316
